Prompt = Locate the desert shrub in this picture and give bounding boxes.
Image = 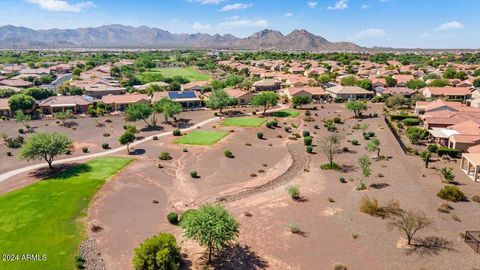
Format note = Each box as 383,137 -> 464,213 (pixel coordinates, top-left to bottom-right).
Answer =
266,121 -> 273,128
102,132 -> 110,137
363,134 -> 371,140
75,256 -> 85,269
284,127 -> 291,133
132,233 -> 181,270
101,143 -> 109,149
427,144 -> 438,153
182,148 -> 188,152
303,136 -> 313,146
6,151 -> 12,156
334,264 -> 348,270
2,134 -> 24,148
224,150 -> 234,158
437,186 -> 466,202
356,182 -> 367,191
367,131 -> 375,137
257,132 -> 264,139
172,129 -> 181,136
339,177 -> 347,183
406,127 -> 428,145
320,162 -> 341,170
333,117 -> 342,123
343,147 -> 349,152
159,152 -> 172,160
360,196 -> 383,217
167,212 -> 179,224
288,222 -> 301,234
351,140 -> 359,145
286,185 -> 300,200
153,135 -> 158,140
18,128 -> 25,134
302,130 -> 310,137
190,171 -> 198,178
314,124 -> 319,129
437,147 -> 459,158
390,114 -> 418,121
306,145 -> 313,153
471,195 -> 480,203
271,120 -> 278,127
437,203 -> 453,213
402,118 -> 420,126
82,147 -> 88,153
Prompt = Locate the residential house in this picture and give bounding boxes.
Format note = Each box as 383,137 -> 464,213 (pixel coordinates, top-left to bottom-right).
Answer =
326,85 -> 374,100
0,79 -> 33,88
393,74 -> 415,87
182,81 -> 208,91
84,84 -> 126,98
38,95 -> 93,114
153,91 -> 202,109
380,87 -> 416,97
225,88 -> 253,105
253,79 -> 282,92
0,98 -> 11,117
102,93 -> 150,111
422,87 -> 472,101
133,81 -> 169,92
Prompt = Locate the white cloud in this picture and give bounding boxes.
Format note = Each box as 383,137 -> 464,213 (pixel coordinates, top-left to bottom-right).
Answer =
361,4 -> 369,9
284,12 -> 293,17
328,0 -> 348,10
218,18 -> 268,29
188,0 -> 223,4
26,0 -> 94,12
220,3 -> 252,12
434,21 -> 464,31
349,28 -> 385,40
192,22 -> 212,30
307,1 -> 317,9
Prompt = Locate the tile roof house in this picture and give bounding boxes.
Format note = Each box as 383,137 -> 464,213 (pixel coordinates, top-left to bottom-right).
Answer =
381,87 -> 416,97
84,84 -> 126,98
182,81 -> 208,91
283,87 -> 329,101
101,93 -> 150,111
422,87 -> 472,101
326,85 -> 374,100
253,79 -> 282,92
0,98 -> 11,117
393,74 -> 415,87
225,88 -> 253,105
38,95 -> 93,114
0,79 -> 34,88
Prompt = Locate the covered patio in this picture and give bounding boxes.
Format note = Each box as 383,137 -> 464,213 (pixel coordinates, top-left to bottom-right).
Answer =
461,153 -> 480,182
428,128 -> 459,146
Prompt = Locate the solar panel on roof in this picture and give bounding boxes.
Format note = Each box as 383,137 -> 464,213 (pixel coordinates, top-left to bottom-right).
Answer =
168,91 -> 196,99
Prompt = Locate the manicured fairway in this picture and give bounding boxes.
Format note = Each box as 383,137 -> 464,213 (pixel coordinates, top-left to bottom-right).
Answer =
175,130 -> 229,145
221,117 -> 267,127
272,109 -> 300,118
155,67 -> 211,81
0,157 -> 132,270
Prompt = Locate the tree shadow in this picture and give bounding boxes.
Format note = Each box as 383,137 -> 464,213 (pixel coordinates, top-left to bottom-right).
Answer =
31,163 -> 92,180
211,244 -> 269,270
140,125 -> 164,132
405,236 -> 456,256
129,148 -> 146,155
369,183 -> 390,189
61,121 -> 78,128
180,253 -> 193,270
174,118 -> 193,128
340,165 -> 356,173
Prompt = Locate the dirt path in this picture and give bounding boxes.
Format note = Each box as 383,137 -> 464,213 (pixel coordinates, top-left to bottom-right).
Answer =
216,140 -> 309,203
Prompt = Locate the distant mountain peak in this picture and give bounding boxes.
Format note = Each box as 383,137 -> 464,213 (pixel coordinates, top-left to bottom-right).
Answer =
0,24 -> 363,51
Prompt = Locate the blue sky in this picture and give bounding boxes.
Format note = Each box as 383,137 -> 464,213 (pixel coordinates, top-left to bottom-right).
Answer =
0,0 -> 479,48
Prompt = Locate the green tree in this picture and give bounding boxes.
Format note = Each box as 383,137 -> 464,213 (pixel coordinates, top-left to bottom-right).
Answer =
132,233 -> 181,270
385,94 -> 407,109
366,138 -> 381,158
252,91 -> 278,115
385,76 -> 397,87
345,101 -> 367,118
154,98 -> 183,123
119,130 -> 136,153
53,110 -> 74,126
358,155 -> 371,178
443,67 -> 457,79
388,210 -> 432,245
20,132 -> 73,170
356,79 -> 373,91
72,67 -> 82,76
317,74 -> 331,84
8,94 -> 35,112
340,75 -> 358,86
126,103 -> 153,127
318,134 -> 341,167
473,78 -> 480,88
292,95 -> 311,108
23,87 -> 55,100
15,110 -> 31,130
428,79 -> 449,87
406,79 -> 426,90
168,81 -> 181,91
206,89 -> 236,114
180,204 -> 239,263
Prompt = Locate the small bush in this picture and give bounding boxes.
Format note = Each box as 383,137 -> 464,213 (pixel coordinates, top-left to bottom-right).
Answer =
132,233 -> 181,270
427,144 -> 438,153
360,196 -> 383,217
266,121 -> 273,128
159,152 -> 172,160
286,185 -> 300,200
302,130 -> 310,137
18,128 -> 25,134
367,131 -> 375,137
190,171 -> 198,178
314,124 -> 319,129
437,147 -> 459,158
224,150 -> 234,158
102,132 -> 110,137
6,151 -> 12,156
303,136 -> 313,146
288,222 -> 301,234
306,145 -> 313,153
167,212 -> 178,224
101,143 -> 109,149
153,135 -> 158,140
172,129 -> 181,136
339,177 -> 347,183
75,256 -> 85,269
271,120 -> 278,127
356,182 -> 367,191
471,195 -> 480,203
333,117 -> 342,123
334,264 -> 348,270
284,127 -> 291,133
363,134 -> 371,140
182,148 -> 188,152
351,140 -> 359,145
343,147 -> 349,152
321,162 -> 341,170
257,132 -> 264,139
81,147 -> 88,153
402,118 -> 420,126
437,186 -> 466,202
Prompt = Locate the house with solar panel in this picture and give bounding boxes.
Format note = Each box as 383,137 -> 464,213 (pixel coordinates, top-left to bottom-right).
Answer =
152,91 -> 202,109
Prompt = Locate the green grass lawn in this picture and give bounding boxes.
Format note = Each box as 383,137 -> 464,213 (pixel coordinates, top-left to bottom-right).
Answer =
221,117 -> 267,127
153,67 -> 211,81
175,130 -> 229,145
272,109 -> 300,118
0,157 -> 132,270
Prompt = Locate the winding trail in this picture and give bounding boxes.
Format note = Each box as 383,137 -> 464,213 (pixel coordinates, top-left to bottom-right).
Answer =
0,105 -> 287,183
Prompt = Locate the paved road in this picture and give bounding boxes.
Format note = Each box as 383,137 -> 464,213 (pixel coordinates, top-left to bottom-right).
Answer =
0,105 -> 287,183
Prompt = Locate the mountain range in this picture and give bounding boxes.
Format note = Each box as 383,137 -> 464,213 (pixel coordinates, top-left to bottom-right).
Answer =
0,24 -> 364,51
